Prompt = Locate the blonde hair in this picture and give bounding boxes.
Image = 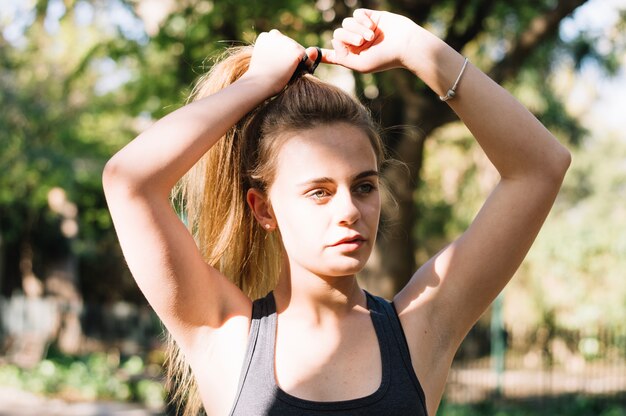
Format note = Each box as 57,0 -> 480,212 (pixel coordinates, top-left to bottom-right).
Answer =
166,45 -> 385,415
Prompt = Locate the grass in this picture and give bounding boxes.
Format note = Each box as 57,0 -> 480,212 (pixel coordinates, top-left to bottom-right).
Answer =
0,346 -> 165,409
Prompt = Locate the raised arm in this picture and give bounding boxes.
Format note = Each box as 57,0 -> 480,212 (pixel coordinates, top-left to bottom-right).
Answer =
324,9 -> 570,411
103,31 -> 311,350
397,16 -> 571,355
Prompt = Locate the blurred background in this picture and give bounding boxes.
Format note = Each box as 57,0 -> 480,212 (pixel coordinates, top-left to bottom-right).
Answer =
1,0 -> 625,415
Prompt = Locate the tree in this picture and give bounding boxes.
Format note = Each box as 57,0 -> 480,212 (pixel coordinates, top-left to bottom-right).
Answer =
353,0 -> 612,295
2,0 -> 622,311
113,0 -> 624,299
512,131 -> 626,330
127,0 -> 614,296
0,0 -> 145,354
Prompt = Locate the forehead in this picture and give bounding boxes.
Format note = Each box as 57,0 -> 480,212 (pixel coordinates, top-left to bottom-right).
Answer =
272,122 -> 378,186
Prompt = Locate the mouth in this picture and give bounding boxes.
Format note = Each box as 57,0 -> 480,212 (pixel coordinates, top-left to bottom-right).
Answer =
331,235 -> 366,247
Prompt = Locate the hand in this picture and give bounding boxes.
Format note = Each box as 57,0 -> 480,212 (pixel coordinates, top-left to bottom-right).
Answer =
321,9 -> 418,73
242,30 -> 319,95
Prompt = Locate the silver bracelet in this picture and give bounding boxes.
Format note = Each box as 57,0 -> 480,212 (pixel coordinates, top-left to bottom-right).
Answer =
439,57 -> 469,102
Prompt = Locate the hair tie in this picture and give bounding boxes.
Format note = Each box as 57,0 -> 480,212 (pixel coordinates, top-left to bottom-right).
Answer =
289,47 -> 322,82
308,47 -> 323,74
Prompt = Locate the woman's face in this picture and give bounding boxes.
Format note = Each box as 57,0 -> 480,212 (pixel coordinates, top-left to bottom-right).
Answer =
267,122 -> 381,279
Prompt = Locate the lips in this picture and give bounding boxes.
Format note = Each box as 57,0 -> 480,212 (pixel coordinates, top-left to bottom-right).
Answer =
331,235 -> 366,247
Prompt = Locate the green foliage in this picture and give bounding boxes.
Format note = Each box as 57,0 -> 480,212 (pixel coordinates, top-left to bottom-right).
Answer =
2,0 -> 625,318
123,0 -> 327,120
0,1 -> 142,300
417,122 -> 626,331
1,0 -> 335,300
518,133 -> 626,330
507,65 -> 588,146
415,125 -> 491,260
0,351 -> 164,407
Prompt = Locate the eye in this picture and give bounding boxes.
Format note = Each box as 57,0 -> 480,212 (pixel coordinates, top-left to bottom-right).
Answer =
308,189 -> 331,201
354,183 -> 376,195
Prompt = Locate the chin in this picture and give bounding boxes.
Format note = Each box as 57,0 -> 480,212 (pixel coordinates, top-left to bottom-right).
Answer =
321,260 -> 367,277
299,251 -> 371,278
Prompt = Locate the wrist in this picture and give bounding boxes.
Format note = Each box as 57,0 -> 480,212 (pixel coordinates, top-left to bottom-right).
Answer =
235,73 -> 282,102
402,26 -> 466,97
401,25 -> 446,74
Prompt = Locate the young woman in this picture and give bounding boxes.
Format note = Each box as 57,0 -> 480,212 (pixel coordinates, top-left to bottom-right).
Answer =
103,9 -> 570,416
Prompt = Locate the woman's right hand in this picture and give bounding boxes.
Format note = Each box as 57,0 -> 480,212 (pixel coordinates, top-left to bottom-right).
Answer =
242,30 -> 316,96
321,9 -> 420,74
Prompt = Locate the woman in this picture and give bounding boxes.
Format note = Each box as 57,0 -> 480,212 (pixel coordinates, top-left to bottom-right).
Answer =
103,9 -> 570,416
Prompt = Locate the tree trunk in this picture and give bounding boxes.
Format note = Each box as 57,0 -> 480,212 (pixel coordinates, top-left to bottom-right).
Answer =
46,188 -> 83,354
359,70 -> 458,298
47,256 -> 83,355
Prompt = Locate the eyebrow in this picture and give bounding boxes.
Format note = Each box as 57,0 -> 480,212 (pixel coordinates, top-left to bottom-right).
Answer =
297,170 -> 379,187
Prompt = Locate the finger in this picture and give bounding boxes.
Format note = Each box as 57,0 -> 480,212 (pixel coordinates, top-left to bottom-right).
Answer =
342,17 -> 375,42
269,29 -> 281,35
331,38 -> 349,61
356,8 -> 382,25
333,27 -> 366,47
304,46 -> 319,62
353,9 -> 376,31
302,46 -> 324,73
318,47 -> 336,64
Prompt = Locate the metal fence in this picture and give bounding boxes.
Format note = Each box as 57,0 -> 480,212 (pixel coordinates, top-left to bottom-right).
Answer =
445,324 -> 626,403
0,295 -> 163,366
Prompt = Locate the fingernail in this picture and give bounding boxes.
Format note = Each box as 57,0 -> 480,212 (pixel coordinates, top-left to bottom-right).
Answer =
365,30 -> 375,41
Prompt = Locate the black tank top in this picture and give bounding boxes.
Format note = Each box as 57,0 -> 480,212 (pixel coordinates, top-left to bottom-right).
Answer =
228,290 -> 428,415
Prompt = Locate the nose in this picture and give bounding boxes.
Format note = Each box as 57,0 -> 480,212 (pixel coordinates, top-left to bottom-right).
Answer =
334,189 -> 361,225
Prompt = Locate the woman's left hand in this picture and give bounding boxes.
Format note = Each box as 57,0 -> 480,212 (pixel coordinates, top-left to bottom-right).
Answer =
321,9 -> 418,73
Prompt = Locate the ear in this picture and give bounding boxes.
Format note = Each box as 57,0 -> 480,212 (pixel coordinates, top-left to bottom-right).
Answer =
246,188 -> 276,231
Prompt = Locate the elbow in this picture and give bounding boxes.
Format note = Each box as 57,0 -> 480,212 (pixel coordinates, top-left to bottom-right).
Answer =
102,154 -> 144,198
533,144 -> 571,194
102,155 -> 126,195
550,144 -> 572,183
102,153 -> 170,200
520,141 -> 571,188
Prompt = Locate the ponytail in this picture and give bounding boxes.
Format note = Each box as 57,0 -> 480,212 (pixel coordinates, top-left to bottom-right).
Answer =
178,46 -> 282,300
166,46 -> 281,416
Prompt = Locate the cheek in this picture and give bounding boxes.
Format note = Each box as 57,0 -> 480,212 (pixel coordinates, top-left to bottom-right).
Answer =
272,198 -> 325,251
361,194 -> 382,222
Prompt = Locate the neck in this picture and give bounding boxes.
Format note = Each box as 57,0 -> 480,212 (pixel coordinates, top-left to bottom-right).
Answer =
273,258 -> 367,325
